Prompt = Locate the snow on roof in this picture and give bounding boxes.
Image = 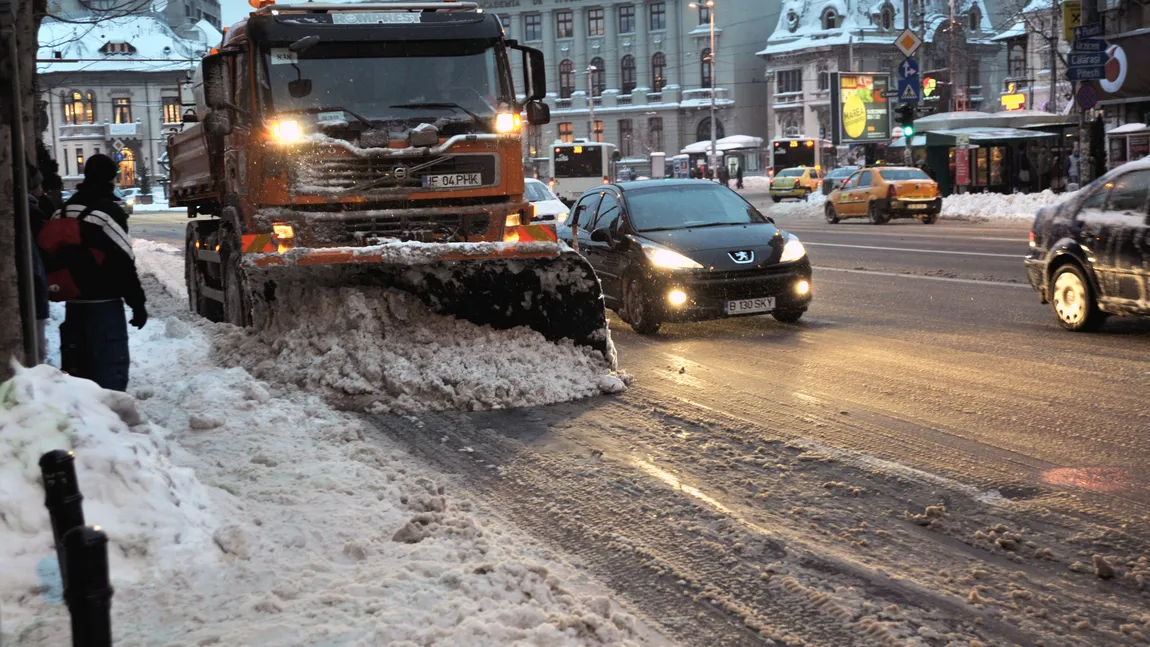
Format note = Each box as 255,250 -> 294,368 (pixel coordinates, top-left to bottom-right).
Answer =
759,0 -> 993,57
992,21 -> 1027,41
190,19 -> 224,48
1107,122 -> 1150,135
37,16 -> 208,75
680,135 -> 764,154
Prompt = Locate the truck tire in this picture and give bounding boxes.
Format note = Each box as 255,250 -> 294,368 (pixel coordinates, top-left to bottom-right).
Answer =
219,226 -> 252,327
185,222 -> 223,321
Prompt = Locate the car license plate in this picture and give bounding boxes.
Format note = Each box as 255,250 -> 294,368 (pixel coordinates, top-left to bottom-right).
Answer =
907,202 -> 927,209
423,173 -> 483,188
724,297 -> 775,315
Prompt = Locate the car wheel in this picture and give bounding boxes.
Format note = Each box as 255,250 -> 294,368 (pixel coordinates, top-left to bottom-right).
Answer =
1050,264 -> 1106,332
922,213 -> 939,224
868,201 -> 887,224
825,204 -> 840,224
773,308 -> 804,323
771,196 -> 781,203
624,276 -> 661,335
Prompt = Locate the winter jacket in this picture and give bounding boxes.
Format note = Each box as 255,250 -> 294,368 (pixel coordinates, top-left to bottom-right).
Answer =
40,181 -> 145,310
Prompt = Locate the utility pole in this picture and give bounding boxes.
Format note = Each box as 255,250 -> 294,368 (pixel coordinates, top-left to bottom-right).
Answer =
689,0 -> 717,172
586,64 -> 597,142
949,0 -> 956,111
1049,1 -> 1059,114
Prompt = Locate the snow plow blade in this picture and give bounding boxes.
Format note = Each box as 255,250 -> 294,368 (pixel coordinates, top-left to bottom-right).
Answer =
245,242 -> 612,358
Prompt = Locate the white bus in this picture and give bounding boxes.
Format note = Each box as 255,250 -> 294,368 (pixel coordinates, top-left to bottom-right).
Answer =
548,140 -> 617,204
769,137 -> 835,175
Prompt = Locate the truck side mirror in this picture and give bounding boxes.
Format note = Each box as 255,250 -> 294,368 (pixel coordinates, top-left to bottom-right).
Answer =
525,101 -> 550,126
201,53 -> 229,111
204,110 -> 232,136
511,44 -> 548,102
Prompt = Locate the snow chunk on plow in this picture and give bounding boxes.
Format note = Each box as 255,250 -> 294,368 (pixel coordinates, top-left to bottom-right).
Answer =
212,285 -> 626,414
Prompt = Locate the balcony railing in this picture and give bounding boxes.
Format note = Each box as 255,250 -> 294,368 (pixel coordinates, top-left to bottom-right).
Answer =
58,123 -> 105,139
556,98 -> 572,109
647,92 -> 662,103
617,94 -> 632,106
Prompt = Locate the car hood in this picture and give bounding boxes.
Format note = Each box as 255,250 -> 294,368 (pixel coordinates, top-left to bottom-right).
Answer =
635,223 -> 789,268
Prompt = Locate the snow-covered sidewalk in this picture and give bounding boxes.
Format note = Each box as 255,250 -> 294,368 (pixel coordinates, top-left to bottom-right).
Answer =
1,241 -> 643,646
758,187 -> 1075,222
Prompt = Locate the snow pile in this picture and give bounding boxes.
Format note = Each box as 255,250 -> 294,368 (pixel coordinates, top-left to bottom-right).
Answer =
0,365 -> 217,630
213,284 -> 626,414
941,189 -> 1076,220
741,175 -> 773,191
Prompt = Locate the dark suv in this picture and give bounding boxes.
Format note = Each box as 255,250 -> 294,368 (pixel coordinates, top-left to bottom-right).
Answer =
1025,159 -> 1150,331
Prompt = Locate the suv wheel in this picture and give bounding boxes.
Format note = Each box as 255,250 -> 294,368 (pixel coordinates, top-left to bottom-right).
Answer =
1050,264 -> 1105,331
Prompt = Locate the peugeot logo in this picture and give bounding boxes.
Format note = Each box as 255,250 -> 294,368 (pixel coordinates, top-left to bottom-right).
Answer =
391,165 -> 409,180
729,250 -> 754,264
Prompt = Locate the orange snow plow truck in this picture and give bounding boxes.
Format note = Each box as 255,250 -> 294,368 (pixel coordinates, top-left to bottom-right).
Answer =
169,1 -> 609,354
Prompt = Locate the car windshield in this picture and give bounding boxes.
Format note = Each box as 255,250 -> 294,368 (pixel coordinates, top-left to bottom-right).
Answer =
524,181 -> 555,202
262,40 -> 512,129
827,168 -> 857,178
627,184 -> 768,232
776,169 -> 804,178
878,168 -> 930,181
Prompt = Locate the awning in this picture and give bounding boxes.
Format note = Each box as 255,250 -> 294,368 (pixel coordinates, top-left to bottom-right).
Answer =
887,135 -> 926,148
924,127 -> 1058,146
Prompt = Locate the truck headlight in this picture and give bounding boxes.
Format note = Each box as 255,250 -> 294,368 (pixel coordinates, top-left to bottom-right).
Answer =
495,113 -> 521,133
779,235 -> 806,263
270,119 -> 303,143
644,246 -> 702,270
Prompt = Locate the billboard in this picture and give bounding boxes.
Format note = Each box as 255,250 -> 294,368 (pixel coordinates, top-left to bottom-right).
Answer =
829,73 -> 892,145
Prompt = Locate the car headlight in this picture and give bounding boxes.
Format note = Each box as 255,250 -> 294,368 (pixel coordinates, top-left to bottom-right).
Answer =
270,119 -> 303,143
126,198 -> 135,206
644,246 -> 702,270
556,211 -> 569,224
779,235 -> 806,263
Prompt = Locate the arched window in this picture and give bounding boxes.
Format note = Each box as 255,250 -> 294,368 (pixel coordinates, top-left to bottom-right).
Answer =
821,8 -> 838,29
86,90 -> 97,123
700,48 -> 712,88
118,146 -> 136,187
880,4 -> 894,29
64,90 -> 84,125
695,117 -> 725,142
621,55 -> 637,94
559,59 -> 575,98
969,6 -> 980,31
651,52 -> 666,93
589,56 -> 605,96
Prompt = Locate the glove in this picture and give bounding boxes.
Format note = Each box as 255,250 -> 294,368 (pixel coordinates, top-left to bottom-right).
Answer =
130,305 -> 148,329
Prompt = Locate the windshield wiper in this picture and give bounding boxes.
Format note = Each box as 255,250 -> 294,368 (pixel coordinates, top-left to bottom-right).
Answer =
390,102 -> 485,126
278,105 -> 377,130
682,222 -> 750,229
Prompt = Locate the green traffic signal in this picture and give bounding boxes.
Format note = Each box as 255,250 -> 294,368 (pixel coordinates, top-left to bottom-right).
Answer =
902,125 -> 914,137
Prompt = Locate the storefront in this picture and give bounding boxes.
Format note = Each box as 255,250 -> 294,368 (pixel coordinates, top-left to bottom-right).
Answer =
1086,31 -> 1150,167
1105,122 -> 1150,170
922,127 -> 1058,195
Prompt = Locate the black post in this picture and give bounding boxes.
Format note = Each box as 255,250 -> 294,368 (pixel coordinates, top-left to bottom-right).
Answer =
40,450 -> 85,588
63,526 -> 113,647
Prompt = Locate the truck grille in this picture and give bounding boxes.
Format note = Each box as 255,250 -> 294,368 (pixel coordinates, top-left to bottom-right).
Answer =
307,213 -> 491,244
296,153 -> 499,192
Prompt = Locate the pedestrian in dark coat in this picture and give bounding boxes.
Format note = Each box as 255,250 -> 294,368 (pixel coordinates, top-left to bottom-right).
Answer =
718,165 -> 730,187
735,165 -> 744,189
27,165 -> 51,363
39,154 -> 147,391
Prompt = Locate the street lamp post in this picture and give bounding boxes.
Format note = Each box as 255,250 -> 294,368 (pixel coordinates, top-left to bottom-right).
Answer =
689,0 -> 717,174
587,64 -> 598,142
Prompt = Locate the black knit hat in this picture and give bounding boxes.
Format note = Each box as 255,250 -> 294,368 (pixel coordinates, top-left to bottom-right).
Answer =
84,153 -> 118,184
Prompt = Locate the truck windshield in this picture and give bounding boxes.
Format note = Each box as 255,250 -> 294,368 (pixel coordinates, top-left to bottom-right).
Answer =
261,40 -> 512,129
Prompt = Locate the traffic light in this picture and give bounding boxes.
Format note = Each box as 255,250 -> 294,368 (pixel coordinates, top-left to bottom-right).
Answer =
897,104 -> 916,137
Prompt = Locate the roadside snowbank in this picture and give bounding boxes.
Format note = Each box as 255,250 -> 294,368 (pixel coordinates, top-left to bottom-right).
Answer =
213,284 -> 626,414
941,188 -> 1075,220
1,243 -> 641,646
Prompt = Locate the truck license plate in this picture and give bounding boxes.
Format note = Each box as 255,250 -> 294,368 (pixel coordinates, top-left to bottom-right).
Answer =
724,297 -> 775,315
423,173 -> 483,188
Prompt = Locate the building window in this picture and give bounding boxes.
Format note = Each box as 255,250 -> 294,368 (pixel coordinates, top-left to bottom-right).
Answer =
777,68 -> 802,94
821,8 -> 838,29
498,14 -> 512,33
619,5 -> 636,33
589,57 -> 606,95
1008,43 -> 1026,77
588,8 -> 605,36
969,6 -> 980,31
524,14 -> 542,41
817,64 -> 830,90
556,10 -> 573,38
64,90 -> 81,125
695,117 -> 724,142
75,149 -> 84,174
559,59 -> 575,98
652,52 -> 666,92
113,97 -> 132,124
559,122 -> 574,143
649,1 -> 665,29
86,91 -> 96,122
698,4 -> 710,25
700,48 -> 712,88
648,116 -> 663,152
589,119 -> 603,142
162,97 -> 181,124
880,4 -> 894,29
619,119 -> 633,156
621,55 -> 637,94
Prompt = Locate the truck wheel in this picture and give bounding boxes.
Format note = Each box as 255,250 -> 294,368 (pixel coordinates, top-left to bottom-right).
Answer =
185,226 -> 203,315
220,228 -> 252,327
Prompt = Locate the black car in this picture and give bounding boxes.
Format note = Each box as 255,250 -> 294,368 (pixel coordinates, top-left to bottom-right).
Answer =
1025,160 -> 1150,331
821,166 -> 859,195
557,179 -> 813,334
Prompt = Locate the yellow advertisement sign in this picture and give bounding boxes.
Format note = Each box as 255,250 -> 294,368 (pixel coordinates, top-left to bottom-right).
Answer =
836,74 -> 891,144
1062,0 -> 1081,43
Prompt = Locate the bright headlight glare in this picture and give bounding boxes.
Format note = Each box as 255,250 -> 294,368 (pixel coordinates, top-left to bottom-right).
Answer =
271,119 -> 303,143
644,246 -> 702,270
495,113 -> 521,133
557,211 -> 569,224
668,289 -> 688,305
272,223 -> 295,239
780,236 -> 806,263
505,213 -> 521,227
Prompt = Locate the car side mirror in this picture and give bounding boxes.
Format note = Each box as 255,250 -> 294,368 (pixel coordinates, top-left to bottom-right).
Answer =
590,227 -> 612,244
526,101 -> 550,125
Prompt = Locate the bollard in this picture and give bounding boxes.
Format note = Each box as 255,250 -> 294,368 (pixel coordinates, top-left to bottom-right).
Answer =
40,450 -> 85,589
63,526 -> 113,647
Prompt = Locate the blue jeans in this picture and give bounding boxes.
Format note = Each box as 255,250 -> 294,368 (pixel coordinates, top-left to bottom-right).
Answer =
60,300 -> 129,391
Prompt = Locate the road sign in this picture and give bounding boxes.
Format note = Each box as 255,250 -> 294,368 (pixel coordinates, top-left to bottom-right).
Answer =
897,79 -> 921,102
1077,83 -> 1098,110
1067,65 -> 1105,81
1069,52 -> 1107,67
113,151 -> 124,163
898,57 -> 920,80
112,138 -> 124,151
882,90 -> 899,98
1073,23 -> 1103,39
1073,38 -> 1108,52
1062,0 -> 1081,42
894,29 -> 923,57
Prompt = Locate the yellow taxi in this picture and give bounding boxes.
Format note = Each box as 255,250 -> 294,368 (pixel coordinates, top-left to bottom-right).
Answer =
769,167 -> 822,202
824,166 -> 941,224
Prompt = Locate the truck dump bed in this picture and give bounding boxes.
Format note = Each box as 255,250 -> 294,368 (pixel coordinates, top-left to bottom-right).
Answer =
167,122 -> 216,207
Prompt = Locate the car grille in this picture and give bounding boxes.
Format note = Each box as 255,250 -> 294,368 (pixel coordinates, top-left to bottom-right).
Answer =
295,154 -> 498,191
685,265 -> 799,300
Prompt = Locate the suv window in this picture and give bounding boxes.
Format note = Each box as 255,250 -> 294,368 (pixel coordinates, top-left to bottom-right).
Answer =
592,192 -> 621,231
1107,169 -> 1150,212
857,171 -> 872,187
571,193 -> 601,229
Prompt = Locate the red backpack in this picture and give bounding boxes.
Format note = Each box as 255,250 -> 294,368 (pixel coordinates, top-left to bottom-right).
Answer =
37,204 -> 105,302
